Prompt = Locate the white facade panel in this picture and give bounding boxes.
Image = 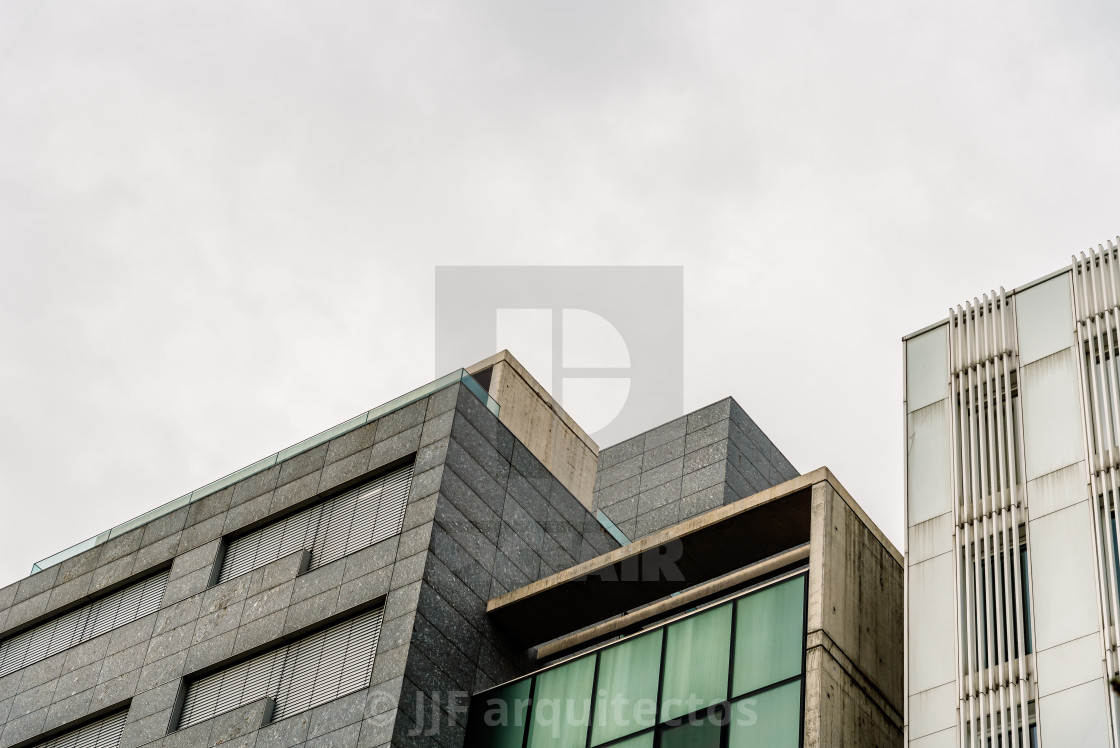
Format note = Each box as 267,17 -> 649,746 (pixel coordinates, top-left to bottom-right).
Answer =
1020,348 -> 1085,481
908,513 -> 953,567
907,324 -> 949,413
1028,500 -> 1101,651
1015,272 -> 1075,366
1038,678 -> 1111,748
1036,631 -> 1106,698
909,551 -> 956,695
910,726 -> 956,748
907,399 -> 952,527
908,681 -> 957,740
1027,461 -> 1088,521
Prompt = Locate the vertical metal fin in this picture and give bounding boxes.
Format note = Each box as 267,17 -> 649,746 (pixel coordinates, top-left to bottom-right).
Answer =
949,292 -> 1034,747
1070,241 -> 1120,745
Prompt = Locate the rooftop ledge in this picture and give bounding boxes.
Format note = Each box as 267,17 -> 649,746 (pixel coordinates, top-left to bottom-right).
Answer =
486,467 -> 900,647
30,369 -> 499,576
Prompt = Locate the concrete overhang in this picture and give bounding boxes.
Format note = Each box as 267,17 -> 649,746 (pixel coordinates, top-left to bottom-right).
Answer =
486,467 -> 901,648
488,471 -> 830,646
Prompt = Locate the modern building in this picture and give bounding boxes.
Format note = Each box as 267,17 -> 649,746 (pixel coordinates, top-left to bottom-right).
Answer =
0,350 -> 902,748
903,237 -> 1120,748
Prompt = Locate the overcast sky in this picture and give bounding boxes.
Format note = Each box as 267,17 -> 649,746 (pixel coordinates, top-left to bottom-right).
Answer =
1,1 -> 1118,587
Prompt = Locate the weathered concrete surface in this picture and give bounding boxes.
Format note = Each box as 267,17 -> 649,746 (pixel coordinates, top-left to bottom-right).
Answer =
467,351 -> 599,510
805,480 -> 904,748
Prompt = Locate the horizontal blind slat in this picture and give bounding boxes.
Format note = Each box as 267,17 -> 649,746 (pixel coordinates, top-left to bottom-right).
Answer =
306,623 -> 353,710
0,572 -> 168,678
272,629 -> 327,720
35,710 -> 127,748
219,501 -> 320,585
345,485 -> 387,558
179,648 -> 286,729
310,492 -> 359,570
337,608 -> 383,697
179,607 -> 384,729
221,465 -> 413,583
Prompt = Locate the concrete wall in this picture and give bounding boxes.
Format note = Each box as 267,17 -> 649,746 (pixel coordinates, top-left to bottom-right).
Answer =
805,480 -> 904,748
592,398 -> 798,540
467,351 -> 599,511
0,383 -> 616,748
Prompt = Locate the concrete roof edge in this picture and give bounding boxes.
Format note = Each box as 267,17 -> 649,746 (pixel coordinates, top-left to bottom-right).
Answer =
813,466 -> 903,567
467,349 -> 599,454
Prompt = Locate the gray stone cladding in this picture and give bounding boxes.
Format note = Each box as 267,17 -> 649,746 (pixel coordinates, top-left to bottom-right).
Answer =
0,382 -> 617,748
593,397 -> 799,540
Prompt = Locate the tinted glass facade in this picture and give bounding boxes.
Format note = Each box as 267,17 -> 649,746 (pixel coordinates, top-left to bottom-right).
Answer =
467,574 -> 807,748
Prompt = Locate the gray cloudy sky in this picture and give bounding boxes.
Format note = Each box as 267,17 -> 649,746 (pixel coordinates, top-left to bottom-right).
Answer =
1,1 -> 1118,587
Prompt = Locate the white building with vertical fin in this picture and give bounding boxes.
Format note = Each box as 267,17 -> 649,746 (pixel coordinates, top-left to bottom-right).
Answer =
905,236 -> 1120,748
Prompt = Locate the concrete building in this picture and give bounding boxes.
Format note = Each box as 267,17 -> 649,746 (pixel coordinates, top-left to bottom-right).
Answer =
0,352 -> 901,748
903,237 -> 1120,748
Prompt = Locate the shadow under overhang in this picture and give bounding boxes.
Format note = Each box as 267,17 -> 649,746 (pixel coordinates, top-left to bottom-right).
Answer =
487,484 -> 813,646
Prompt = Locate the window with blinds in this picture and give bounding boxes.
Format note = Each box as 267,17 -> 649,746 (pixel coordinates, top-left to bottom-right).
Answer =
0,571 -> 168,678
177,607 -> 384,730
216,464 -> 413,585
32,710 -> 128,748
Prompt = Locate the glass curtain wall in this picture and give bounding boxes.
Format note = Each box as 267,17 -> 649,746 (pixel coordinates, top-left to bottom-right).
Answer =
467,574 -> 807,748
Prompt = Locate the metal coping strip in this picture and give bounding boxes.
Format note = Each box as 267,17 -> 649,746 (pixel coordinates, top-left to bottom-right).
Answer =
31,369 -> 498,575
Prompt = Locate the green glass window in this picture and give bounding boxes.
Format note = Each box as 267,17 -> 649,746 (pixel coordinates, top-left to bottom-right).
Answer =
606,731 -> 654,748
466,574 -> 807,748
732,574 -> 805,696
660,604 -> 732,722
528,655 -> 596,748
467,678 -> 532,748
659,716 -> 723,748
728,681 -> 801,748
591,630 -> 663,745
